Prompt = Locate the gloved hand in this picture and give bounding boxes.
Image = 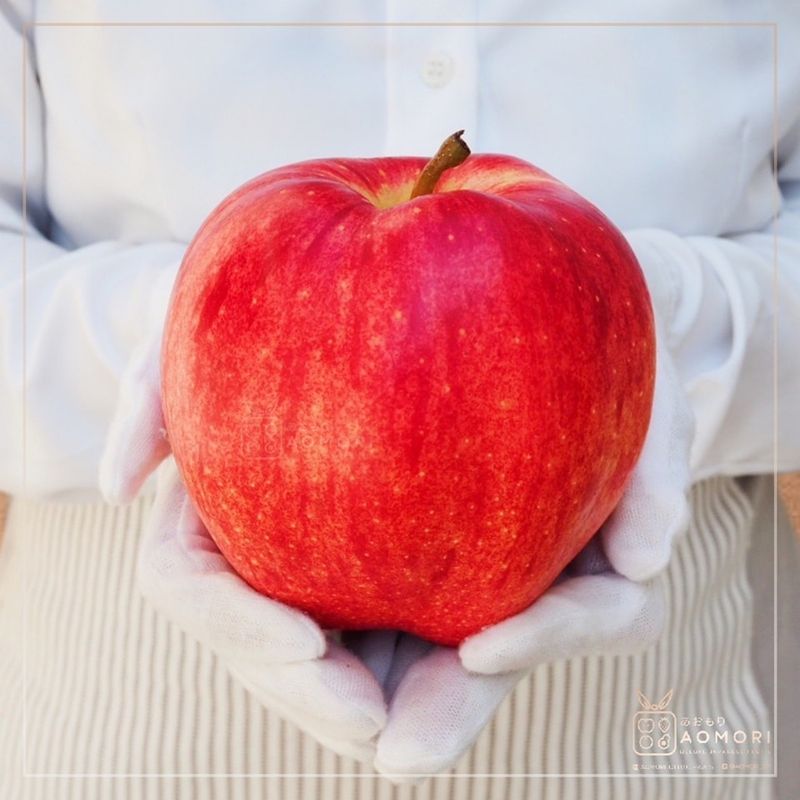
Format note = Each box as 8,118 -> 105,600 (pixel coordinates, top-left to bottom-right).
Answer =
370,307 -> 695,781
101,263 -> 694,779
99,333 -> 386,763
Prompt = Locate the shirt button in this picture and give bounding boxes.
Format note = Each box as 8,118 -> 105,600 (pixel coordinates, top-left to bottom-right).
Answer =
421,52 -> 455,88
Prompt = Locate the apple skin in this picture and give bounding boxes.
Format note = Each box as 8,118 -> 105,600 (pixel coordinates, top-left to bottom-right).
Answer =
161,153 -> 655,646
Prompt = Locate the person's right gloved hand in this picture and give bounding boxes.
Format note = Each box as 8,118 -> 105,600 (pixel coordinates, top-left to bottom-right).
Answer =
99,332 -> 387,763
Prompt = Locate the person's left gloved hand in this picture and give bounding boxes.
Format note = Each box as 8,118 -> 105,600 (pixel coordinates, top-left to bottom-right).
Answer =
368,313 -> 695,781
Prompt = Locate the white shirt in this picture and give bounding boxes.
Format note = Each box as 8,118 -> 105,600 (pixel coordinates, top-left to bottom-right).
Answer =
1,0 -> 799,497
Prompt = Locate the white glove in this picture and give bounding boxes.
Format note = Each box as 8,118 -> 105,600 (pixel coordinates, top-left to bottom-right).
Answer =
101,271 -> 694,778
99,332 -> 386,762
371,314 -> 695,780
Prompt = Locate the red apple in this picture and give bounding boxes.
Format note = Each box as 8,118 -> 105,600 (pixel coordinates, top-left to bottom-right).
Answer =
162,132 -> 655,646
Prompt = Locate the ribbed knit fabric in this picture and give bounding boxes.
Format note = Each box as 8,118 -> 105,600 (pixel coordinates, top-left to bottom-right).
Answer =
0,477 -> 778,798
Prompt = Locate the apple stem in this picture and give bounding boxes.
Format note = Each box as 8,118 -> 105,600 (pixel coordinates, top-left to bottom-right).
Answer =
410,130 -> 471,199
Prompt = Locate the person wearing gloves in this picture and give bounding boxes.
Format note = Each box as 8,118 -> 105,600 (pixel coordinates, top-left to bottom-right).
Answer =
1,3 -> 799,799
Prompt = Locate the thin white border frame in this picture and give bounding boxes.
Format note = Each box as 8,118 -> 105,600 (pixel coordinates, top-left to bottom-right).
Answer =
18,19 -> 780,782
